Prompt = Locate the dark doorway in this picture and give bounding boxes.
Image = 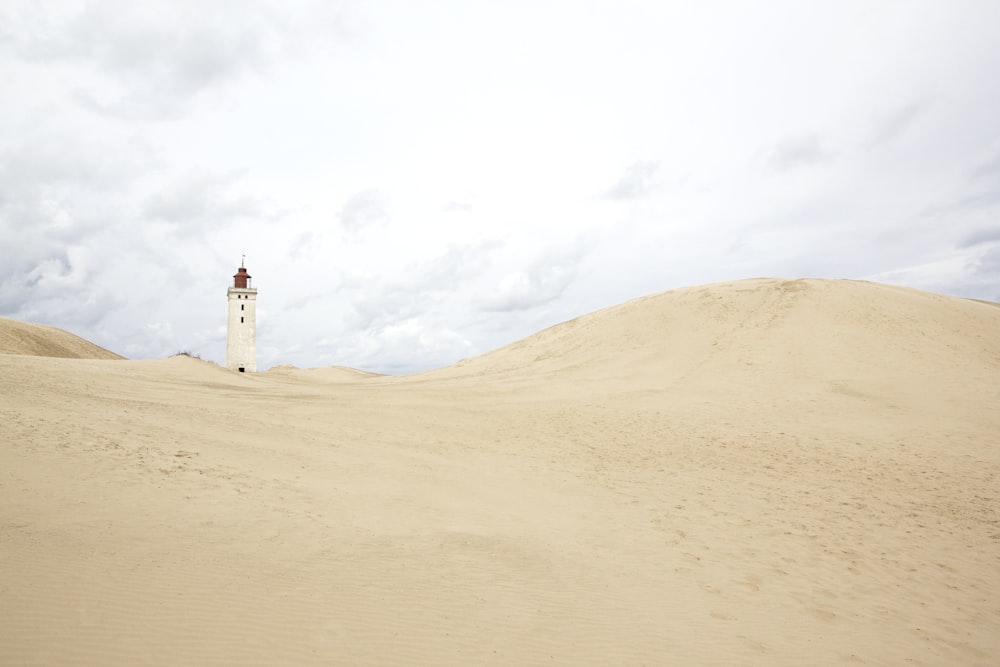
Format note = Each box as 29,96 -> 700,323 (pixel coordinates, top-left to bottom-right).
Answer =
239,367 -> 245,373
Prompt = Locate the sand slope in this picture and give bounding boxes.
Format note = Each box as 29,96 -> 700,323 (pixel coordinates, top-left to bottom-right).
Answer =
1,278 -> 998,665
0,316 -> 123,359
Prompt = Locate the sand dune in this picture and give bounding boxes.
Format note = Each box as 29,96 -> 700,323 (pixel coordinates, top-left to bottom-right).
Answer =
2,278 -> 998,665
0,316 -> 123,359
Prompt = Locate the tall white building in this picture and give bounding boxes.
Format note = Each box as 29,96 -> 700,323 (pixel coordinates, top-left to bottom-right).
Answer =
226,262 -> 257,372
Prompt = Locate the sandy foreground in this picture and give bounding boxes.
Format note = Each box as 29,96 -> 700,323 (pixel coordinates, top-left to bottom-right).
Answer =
1,278 -> 999,665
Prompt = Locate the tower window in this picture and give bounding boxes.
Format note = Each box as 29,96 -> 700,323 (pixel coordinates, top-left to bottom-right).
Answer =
241,316 -> 244,323
241,304 -> 244,311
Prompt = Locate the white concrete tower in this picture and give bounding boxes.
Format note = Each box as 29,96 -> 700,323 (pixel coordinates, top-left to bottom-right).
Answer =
226,260 -> 257,372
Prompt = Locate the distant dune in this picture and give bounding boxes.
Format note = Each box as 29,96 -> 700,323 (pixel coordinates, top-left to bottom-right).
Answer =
2,278 -> 998,666
437,277 -> 998,384
0,317 -> 123,359
264,363 -> 385,382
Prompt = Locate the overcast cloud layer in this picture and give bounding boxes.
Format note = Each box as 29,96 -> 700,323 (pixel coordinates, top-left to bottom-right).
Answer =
2,0 -> 999,373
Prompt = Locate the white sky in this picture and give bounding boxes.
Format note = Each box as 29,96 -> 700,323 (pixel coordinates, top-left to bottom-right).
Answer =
2,0 -> 999,373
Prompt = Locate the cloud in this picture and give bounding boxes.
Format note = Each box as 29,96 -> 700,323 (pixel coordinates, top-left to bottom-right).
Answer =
936,245 -> 1000,303
348,317 -> 475,375
0,0 -> 346,120
338,190 -> 389,233
920,188 -> 1000,219
259,239 -> 504,373
0,130 -> 150,288
484,247 -> 584,312
0,129 -> 153,193
959,227 -> 1000,249
142,171 -> 260,236
971,151 -> 1000,179
766,133 -> 835,171
287,230 -> 317,259
343,240 -> 498,330
966,245 -> 1000,300
605,161 -> 659,199
867,98 -> 933,149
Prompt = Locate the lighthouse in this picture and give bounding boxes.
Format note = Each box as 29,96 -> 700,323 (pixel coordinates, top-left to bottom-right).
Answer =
226,260 -> 257,372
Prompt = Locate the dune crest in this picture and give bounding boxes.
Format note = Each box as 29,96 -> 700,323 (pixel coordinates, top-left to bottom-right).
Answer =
434,277 -> 999,383
0,317 -> 123,360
